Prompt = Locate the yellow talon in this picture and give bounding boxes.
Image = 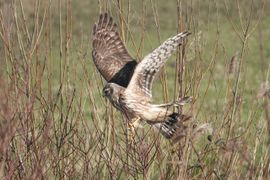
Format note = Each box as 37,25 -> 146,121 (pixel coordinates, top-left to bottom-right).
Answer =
131,117 -> 142,128
127,117 -> 141,144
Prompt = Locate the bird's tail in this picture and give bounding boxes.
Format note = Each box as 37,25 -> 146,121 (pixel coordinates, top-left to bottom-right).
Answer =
153,113 -> 212,143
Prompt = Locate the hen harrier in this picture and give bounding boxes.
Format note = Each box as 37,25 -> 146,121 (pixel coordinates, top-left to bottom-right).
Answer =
92,13 -> 196,142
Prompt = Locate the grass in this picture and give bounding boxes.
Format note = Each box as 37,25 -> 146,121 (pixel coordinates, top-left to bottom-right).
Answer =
0,0 -> 269,179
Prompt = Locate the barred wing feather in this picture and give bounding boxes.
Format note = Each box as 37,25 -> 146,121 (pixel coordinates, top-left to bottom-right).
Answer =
126,32 -> 190,100
92,13 -> 137,87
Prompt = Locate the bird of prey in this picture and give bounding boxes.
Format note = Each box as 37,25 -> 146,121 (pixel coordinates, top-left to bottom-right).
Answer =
92,13 -> 195,142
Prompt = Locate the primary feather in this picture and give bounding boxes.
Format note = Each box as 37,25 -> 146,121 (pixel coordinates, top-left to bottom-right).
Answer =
126,32 -> 191,101
92,13 -> 137,87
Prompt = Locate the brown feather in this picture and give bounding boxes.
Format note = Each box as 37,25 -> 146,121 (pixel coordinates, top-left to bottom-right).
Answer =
92,13 -> 137,86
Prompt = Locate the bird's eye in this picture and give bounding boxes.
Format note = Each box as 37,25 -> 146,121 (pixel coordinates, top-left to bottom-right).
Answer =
105,89 -> 110,95
103,88 -> 111,96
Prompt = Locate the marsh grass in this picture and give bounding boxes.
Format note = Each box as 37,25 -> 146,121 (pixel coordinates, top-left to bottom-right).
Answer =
0,0 -> 269,179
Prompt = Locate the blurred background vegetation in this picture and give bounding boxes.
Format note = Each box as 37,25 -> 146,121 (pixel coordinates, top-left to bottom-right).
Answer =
0,0 -> 269,179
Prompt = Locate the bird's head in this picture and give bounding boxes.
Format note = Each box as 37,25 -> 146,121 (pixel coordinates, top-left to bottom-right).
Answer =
102,83 -> 123,100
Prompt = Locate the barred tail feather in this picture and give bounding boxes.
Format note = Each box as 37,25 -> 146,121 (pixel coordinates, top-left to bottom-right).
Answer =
153,113 -> 191,139
153,113 -> 212,143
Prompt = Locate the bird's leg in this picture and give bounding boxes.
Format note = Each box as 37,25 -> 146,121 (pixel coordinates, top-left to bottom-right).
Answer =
127,122 -> 135,144
127,117 -> 141,144
131,117 -> 142,128
153,96 -> 193,108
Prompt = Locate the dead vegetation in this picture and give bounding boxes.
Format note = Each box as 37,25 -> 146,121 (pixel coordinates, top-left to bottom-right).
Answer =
0,0 -> 269,179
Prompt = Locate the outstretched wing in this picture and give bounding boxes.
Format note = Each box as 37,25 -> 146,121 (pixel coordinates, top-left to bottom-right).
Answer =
92,13 -> 137,87
126,32 -> 190,100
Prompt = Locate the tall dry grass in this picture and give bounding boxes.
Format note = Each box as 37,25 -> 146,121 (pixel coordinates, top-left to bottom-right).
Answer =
0,0 -> 269,179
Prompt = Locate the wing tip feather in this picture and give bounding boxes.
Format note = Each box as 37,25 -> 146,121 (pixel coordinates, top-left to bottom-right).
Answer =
93,13 -> 118,34
91,12 -> 135,82
179,31 -> 191,38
